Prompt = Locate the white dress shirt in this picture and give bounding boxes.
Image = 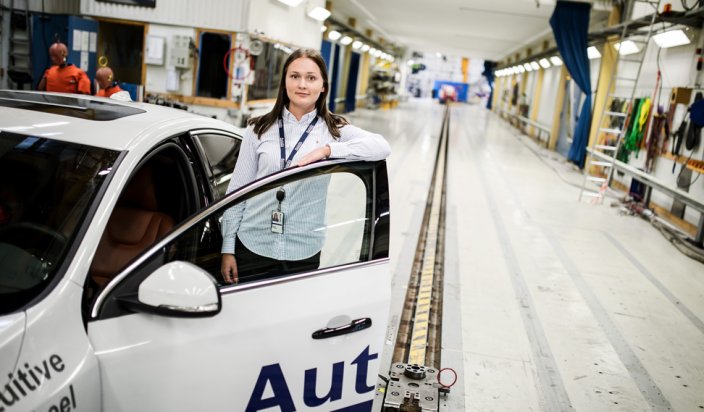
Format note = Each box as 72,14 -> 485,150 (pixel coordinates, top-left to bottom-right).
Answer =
221,107 -> 390,260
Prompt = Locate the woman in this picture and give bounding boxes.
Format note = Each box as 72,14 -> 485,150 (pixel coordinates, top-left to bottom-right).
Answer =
220,48 -> 390,284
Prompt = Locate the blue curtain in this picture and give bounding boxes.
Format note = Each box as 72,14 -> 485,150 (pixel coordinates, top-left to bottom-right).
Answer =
550,1 -> 592,168
345,52 -> 361,112
329,44 -> 341,113
320,40 -> 333,72
483,60 -> 495,109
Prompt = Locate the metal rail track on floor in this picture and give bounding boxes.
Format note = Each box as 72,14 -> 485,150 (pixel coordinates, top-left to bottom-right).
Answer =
381,105 -> 455,411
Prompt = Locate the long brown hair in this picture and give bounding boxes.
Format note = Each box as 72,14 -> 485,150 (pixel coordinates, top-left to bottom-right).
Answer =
248,48 -> 348,139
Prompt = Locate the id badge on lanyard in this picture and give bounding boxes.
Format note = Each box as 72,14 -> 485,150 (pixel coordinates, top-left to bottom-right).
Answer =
272,115 -> 318,233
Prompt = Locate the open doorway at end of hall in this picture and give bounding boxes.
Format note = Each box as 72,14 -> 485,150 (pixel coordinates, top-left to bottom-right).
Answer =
97,20 -> 145,100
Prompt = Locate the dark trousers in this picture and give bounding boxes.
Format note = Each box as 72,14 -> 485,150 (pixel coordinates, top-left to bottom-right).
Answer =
235,236 -> 321,281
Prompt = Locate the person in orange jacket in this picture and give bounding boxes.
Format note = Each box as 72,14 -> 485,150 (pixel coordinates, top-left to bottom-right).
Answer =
37,42 -> 91,94
95,66 -> 123,98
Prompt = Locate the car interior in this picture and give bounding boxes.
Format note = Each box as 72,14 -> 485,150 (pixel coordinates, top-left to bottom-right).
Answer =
88,145 -> 195,289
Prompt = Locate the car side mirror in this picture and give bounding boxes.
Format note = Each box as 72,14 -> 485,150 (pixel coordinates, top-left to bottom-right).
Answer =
133,261 -> 222,317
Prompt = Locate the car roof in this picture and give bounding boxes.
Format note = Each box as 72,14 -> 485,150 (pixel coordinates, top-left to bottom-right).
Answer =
0,90 -> 242,151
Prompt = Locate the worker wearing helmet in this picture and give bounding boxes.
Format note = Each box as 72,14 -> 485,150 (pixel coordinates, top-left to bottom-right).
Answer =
37,42 -> 91,94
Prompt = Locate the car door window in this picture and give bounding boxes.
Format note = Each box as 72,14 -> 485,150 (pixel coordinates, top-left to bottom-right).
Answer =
88,143 -> 197,291
88,161 -> 391,412
192,133 -> 241,200
93,161 -> 389,320
178,170 -> 370,284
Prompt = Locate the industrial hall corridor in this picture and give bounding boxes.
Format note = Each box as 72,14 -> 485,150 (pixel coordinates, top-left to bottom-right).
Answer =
345,99 -> 704,411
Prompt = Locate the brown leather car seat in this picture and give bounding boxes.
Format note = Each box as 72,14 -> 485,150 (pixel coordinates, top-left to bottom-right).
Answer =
89,164 -> 175,288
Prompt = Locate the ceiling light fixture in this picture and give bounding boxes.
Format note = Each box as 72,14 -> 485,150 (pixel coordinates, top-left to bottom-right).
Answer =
652,29 -> 691,48
352,40 -> 363,49
523,63 -> 533,72
276,0 -> 303,6
530,61 -> 540,70
587,46 -> 601,59
539,58 -> 551,68
327,30 -> 341,41
615,40 -> 639,55
550,56 -> 563,66
340,36 -> 353,46
307,5 -> 331,21
361,44 -> 370,52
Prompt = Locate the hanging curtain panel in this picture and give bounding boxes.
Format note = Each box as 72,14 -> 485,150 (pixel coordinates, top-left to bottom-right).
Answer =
484,61 -> 496,109
550,0 -> 592,168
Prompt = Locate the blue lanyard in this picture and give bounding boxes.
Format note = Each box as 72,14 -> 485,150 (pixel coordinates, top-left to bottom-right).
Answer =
278,115 -> 319,170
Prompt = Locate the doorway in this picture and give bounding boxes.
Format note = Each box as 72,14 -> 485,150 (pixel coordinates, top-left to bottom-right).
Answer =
97,20 -> 145,89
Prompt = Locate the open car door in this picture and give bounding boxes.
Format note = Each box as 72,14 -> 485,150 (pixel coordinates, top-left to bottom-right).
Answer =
87,159 -> 391,412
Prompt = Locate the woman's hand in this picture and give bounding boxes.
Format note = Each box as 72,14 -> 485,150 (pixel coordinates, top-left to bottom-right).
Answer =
221,253 -> 239,284
297,144 -> 331,166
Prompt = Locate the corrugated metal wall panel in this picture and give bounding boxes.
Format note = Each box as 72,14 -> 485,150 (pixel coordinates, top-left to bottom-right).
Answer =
79,0 -> 247,32
1,0 -> 79,14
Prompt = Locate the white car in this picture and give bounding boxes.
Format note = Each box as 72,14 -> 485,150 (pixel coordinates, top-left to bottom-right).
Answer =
0,91 -> 391,411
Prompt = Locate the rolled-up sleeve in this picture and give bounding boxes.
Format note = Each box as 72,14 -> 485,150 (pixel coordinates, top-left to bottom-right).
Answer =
327,124 -> 391,161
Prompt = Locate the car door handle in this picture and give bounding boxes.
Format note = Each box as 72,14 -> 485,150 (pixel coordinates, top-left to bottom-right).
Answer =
312,317 -> 372,339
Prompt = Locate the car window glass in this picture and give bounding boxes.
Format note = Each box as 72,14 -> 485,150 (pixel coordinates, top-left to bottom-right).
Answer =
160,170 -> 371,286
0,132 -> 119,314
193,134 -> 241,200
87,145 -> 194,293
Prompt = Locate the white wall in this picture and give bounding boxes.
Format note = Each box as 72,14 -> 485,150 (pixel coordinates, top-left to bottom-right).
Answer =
2,0 -> 80,14
608,35 -> 704,227
80,0 -> 248,32
537,65 -> 561,127
144,24 -> 196,96
247,0 -> 324,49
524,70 -> 537,107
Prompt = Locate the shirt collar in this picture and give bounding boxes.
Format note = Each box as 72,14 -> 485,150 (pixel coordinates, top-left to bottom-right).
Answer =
283,106 -> 317,124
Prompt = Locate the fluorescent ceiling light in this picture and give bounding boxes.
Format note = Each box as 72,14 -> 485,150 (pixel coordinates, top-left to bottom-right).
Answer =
530,61 -> 540,70
587,46 -> 601,59
352,40 -> 363,49
518,65 -> 526,73
307,6 -> 331,21
523,63 -> 533,72
340,36 -> 353,46
361,44 -> 370,52
550,56 -> 563,66
277,0 -> 303,6
539,58 -> 551,68
615,40 -> 639,55
327,30 -> 341,41
653,29 -> 691,48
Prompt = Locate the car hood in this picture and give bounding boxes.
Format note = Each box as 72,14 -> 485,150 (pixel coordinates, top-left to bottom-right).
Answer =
0,312 -> 26,380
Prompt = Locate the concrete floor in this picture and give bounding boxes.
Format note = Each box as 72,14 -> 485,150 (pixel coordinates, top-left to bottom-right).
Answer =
348,99 -> 704,411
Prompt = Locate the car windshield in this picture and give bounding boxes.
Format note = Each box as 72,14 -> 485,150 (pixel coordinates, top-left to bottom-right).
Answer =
0,132 -> 119,314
